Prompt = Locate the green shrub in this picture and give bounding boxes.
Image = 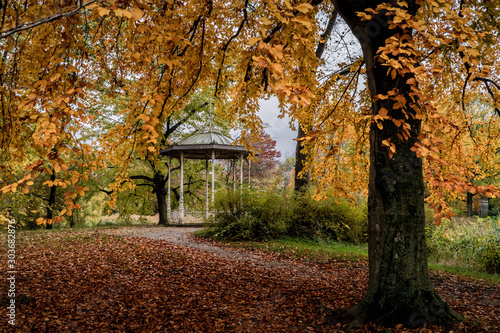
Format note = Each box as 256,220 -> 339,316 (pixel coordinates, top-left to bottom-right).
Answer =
286,194 -> 367,243
426,216 -> 500,274
476,232 -> 500,274
206,188 -> 284,241
206,187 -> 367,243
489,198 -> 500,217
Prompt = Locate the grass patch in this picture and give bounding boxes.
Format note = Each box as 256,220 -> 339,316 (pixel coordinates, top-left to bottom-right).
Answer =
428,262 -> 500,284
206,234 -> 500,284
426,216 -> 500,275
225,237 -> 368,263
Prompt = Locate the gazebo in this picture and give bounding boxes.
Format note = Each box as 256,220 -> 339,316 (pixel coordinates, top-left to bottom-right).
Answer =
160,129 -> 251,223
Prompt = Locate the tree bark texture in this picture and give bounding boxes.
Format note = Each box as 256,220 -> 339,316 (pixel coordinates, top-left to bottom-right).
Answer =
332,0 -> 461,327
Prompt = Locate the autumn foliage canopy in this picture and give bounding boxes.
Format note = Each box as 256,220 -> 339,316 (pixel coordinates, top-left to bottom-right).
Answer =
0,1 -> 498,221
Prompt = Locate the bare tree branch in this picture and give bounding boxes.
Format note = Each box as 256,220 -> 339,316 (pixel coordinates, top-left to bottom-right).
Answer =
318,62 -> 363,126
0,0 -> 100,40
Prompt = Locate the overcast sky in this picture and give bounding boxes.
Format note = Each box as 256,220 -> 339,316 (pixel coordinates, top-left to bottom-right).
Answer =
258,97 -> 296,160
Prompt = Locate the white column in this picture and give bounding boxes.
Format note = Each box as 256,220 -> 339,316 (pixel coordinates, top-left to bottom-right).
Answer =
240,153 -> 244,186
233,160 -> 236,191
179,152 -> 184,223
205,157 -> 209,220
167,155 -> 171,221
211,150 -> 215,206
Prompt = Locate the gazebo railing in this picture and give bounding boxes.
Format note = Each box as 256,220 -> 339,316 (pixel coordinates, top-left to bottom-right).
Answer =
168,209 -> 214,224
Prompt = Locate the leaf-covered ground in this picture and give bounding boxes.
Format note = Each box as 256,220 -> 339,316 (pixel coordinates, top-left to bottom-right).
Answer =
0,227 -> 499,332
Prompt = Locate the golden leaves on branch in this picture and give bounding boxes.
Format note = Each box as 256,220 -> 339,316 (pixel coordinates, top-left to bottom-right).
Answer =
95,5 -> 143,20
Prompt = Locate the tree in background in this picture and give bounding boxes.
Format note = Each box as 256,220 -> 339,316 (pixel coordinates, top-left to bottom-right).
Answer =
250,130 -> 282,181
222,130 -> 280,187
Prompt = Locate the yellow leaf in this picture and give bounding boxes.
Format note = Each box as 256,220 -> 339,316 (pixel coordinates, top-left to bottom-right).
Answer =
77,186 -> 85,196
158,58 -> 173,68
26,181 -> 34,186
295,3 -> 313,14
270,63 -> 283,76
23,187 -> 29,194
97,7 -> 110,16
259,17 -> 272,26
115,9 -> 132,18
137,114 -> 150,122
292,16 -> 312,30
142,124 -> 154,131
379,108 -> 389,117
131,8 -> 143,20
70,175 -> 79,184
248,37 -> 260,46
49,73 -> 61,82
36,217 -> 45,225
253,56 -> 268,68
391,69 -> 397,80
357,12 -> 372,21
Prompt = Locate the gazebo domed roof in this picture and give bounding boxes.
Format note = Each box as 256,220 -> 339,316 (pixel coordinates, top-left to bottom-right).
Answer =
160,129 -> 250,160
177,130 -> 234,146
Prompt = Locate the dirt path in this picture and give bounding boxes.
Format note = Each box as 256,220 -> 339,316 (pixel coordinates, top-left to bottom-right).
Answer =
101,226 -> 297,271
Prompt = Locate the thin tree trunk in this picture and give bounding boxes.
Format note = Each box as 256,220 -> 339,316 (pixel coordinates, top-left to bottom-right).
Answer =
467,192 -> 474,217
46,172 -> 56,230
294,9 -> 338,192
153,171 -> 169,225
294,124 -> 311,192
332,1 -> 462,327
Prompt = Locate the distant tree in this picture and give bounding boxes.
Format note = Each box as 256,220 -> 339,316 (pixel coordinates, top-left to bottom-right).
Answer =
250,130 -> 282,181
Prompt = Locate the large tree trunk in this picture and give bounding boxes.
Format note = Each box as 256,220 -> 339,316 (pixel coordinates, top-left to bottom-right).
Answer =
332,1 -> 461,327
